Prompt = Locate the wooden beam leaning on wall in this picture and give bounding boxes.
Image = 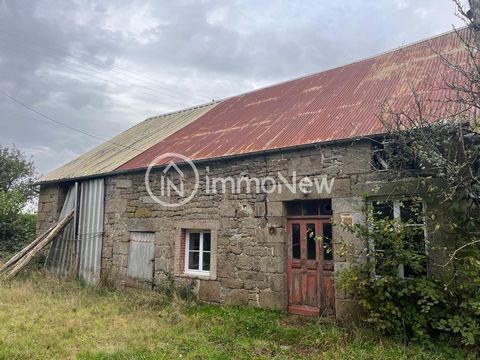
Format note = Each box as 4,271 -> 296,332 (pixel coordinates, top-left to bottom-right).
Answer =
0,210 -> 74,279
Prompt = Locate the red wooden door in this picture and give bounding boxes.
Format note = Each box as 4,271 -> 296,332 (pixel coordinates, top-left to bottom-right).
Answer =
287,219 -> 335,316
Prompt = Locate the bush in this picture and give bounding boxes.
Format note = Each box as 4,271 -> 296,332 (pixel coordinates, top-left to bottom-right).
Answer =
337,202 -> 480,347
0,190 -> 37,257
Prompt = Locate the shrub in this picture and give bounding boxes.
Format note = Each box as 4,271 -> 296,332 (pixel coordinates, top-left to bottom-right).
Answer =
337,201 -> 480,347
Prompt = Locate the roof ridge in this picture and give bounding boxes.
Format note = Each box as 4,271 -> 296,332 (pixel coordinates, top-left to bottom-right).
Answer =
214,26 -> 469,101
347,25 -> 469,64
142,100 -> 221,122
141,27 -> 467,123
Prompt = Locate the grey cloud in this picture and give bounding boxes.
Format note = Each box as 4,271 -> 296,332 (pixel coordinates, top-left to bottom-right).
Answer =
0,0 -> 465,178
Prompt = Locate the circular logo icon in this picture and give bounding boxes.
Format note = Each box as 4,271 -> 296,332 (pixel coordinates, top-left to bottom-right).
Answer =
144,152 -> 199,208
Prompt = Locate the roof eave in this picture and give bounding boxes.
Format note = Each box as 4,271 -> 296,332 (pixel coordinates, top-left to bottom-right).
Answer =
36,134 -> 384,186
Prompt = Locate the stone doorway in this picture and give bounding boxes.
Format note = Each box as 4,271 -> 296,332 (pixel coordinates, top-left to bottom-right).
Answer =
285,200 -> 335,316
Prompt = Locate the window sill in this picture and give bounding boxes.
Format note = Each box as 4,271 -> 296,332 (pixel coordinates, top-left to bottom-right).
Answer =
179,271 -> 212,280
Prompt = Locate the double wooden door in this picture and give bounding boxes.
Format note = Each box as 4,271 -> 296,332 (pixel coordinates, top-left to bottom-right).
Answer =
287,218 -> 335,316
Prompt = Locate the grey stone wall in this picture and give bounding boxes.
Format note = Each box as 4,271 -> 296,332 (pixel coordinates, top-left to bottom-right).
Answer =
35,139 -> 454,317
101,140 -> 375,313
36,183 -> 68,236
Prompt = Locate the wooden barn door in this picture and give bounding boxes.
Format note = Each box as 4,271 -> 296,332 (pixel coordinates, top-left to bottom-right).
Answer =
287,218 -> 335,316
127,232 -> 155,284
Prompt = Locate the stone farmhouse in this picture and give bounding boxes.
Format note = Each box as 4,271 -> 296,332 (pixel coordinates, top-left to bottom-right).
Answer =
36,29 -> 469,317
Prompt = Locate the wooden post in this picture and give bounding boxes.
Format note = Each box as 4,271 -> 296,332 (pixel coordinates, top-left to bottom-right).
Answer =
0,223 -> 57,272
2,211 -> 74,278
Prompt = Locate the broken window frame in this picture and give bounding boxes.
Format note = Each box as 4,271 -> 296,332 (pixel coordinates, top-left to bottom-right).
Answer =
369,198 -> 427,279
371,140 -> 418,172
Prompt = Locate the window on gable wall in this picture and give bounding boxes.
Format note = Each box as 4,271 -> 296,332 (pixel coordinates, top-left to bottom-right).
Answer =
372,141 -> 418,171
371,199 -> 427,278
185,230 -> 211,276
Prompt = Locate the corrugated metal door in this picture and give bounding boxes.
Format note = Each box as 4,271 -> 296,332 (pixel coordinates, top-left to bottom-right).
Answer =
127,232 -> 155,281
45,184 -> 77,276
77,178 -> 104,284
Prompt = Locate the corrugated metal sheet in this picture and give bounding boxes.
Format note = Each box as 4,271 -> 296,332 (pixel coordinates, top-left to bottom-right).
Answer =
39,102 -> 219,183
119,28 -> 471,171
45,184 -> 77,276
127,232 -> 155,281
77,178 -> 104,284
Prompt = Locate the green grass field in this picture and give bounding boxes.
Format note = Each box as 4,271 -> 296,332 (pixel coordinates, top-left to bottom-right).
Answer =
0,270 -> 475,360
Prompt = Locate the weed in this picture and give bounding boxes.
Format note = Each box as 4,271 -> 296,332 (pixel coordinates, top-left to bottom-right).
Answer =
0,270 -> 475,360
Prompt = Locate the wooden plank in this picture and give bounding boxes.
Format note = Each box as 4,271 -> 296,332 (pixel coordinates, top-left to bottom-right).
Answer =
0,223 -> 58,272
4,211 -> 74,279
288,304 -> 320,316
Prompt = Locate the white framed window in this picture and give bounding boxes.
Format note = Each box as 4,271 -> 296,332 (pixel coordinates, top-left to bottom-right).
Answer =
371,198 -> 427,278
185,230 -> 211,276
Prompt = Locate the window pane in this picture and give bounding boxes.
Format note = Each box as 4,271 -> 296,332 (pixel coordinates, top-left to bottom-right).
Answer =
287,202 -> 302,216
189,233 -> 200,250
319,199 -> 332,215
292,223 -> 301,259
203,252 -> 211,271
372,201 -> 394,220
306,223 -> 316,260
303,201 -> 319,216
401,200 -> 426,278
405,228 -> 426,253
400,200 -> 423,224
188,251 -> 199,270
203,232 -> 211,251
323,223 -> 333,261
403,263 -> 427,278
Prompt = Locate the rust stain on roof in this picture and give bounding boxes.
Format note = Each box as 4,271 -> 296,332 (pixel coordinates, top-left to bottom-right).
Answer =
303,85 -> 323,93
244,97 -> 279,107
119,29 -> 471,172
41,29 -> 473,182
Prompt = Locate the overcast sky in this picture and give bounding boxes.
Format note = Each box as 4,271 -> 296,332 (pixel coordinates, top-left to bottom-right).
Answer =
0,0 -> 466,177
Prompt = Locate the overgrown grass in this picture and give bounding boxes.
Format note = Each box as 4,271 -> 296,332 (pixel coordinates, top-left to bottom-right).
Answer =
0,270 -> 476,359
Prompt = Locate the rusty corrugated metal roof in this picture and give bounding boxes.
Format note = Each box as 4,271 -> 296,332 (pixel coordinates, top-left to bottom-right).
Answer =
119,28 -> 471,171
39,102 -> 218,183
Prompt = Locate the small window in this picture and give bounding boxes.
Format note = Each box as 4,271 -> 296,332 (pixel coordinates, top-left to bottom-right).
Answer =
372,141 -> 417,171
287,200 -> 332,216
304,202 -> 319,216
185,230 -> 211,275
372,142 -> 390,170
287,202 -> 302,216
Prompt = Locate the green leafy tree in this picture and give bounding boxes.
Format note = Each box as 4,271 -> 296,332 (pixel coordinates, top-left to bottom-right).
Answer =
0,145 -> 37,256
